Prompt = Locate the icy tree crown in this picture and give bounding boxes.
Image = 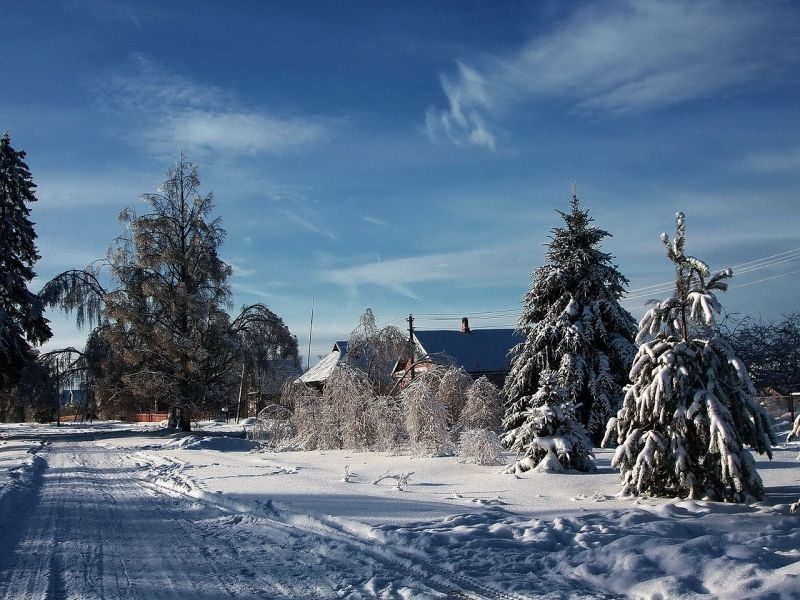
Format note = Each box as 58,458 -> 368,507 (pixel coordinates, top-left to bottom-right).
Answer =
637,212 -> 733,344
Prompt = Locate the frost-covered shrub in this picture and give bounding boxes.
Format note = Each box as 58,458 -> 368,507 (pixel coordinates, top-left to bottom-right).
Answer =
366,395 -> 406,452
309,364 -> 373,450
604,213 -> 775,502
459,376 -> 503,431
289,385 -> 322,449
457,429 -> 504,465
437,367 -> 473,426
503,371 -> 594,473
402,379 -> 454,457
248,404 -> 294,447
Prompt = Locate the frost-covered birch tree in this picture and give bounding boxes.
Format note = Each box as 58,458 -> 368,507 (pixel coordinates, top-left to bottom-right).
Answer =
604,212 -> 775,502
402,378 -> 454,457
41,159 -> 298,430
504,371 -> 594,473
503,190 -> 636,444
459,376 -> 503,431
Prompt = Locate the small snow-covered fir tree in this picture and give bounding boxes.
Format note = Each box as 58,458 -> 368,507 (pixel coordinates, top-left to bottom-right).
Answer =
604,212 -> 775,502
503,190 -> 636,444
459,376 -> 503,431
402,378 -> 454,457
504,371 -> 594,473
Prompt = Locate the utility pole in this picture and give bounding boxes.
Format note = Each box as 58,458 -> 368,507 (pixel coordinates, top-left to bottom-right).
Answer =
306,294 -> 316,371
235,361 -> 246,424
407,314 -> 415,381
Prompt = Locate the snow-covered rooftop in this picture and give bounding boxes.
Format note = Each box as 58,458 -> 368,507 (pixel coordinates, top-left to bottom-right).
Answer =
414,328 -> 521,374
299,341 -> 348,384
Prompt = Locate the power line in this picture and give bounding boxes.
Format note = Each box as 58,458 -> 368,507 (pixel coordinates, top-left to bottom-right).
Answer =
381,246 -> 799,326
623,247 -> 800,297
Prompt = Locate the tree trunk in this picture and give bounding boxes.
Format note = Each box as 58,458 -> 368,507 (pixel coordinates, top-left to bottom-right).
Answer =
167,407 -> 178,429
178,406 -> 192,432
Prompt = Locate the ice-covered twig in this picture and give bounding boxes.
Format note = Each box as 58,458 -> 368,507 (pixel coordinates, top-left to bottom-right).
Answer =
371,470 -> 414,490
341,464 -> 357,483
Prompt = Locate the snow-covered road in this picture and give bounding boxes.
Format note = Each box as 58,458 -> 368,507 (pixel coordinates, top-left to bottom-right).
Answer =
0,439 -> 468,599
1,424 -> 798,599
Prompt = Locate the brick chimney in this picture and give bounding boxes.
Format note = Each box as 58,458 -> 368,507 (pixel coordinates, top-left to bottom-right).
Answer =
461,317 -> 471,333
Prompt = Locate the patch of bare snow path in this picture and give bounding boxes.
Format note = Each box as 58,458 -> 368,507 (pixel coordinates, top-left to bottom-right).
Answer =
0,440 -> 462,599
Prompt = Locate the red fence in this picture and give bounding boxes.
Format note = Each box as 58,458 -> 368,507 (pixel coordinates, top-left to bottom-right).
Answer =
132,412 -> 170,423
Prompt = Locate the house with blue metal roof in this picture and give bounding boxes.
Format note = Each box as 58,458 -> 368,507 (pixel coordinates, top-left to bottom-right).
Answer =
394,318 -> 521,387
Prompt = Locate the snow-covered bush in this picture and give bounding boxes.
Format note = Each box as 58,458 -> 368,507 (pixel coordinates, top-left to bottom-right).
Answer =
604,213 -> 775,502
504,191 -> 637,444
459,376 -> 503,431
287,384 -> 322,449
309,364 -> 374,450
437,367 -> 473,427
457,429 -> 504,465
402,379 -> 454,457
504,371 -> 594,473
248,404 -> 294,447
365,395 -> 406,452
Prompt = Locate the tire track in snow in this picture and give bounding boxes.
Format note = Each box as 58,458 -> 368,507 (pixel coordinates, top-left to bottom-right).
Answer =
136,450 -> 526,599
1,440 -> 341,599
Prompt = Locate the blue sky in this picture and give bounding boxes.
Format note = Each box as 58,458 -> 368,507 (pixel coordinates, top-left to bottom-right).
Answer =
3,0 -> 800,364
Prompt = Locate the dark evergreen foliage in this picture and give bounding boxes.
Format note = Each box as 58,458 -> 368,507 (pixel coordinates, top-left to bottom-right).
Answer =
0,133 -> 52,390
504,370 -> 595,473
503,190 -> 636,445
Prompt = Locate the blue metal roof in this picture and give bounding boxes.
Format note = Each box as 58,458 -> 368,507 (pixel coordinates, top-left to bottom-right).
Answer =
414,329 -> 521,374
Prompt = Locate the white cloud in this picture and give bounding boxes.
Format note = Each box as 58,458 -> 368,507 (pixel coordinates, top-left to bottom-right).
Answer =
362,215 -> 389,227
166,111 -> 325,155
35,171 -> 157,210
741,149 -> 800,173
277,207 -> 336,241
101,55 -> 327,156
323,242 -> 531,297
426,0 -> 800,148
425,63 -> 497,150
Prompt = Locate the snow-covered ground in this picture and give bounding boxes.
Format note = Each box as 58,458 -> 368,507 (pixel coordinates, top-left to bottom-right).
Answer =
1,420 -> 798,599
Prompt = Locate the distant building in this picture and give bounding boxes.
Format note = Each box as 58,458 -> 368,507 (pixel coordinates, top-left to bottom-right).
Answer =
298,341 -> 349,390
393,318 -> 521,387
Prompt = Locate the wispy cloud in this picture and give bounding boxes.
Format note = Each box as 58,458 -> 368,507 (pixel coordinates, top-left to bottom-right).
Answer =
227,258 -> 256,278
426,0 -> 800,149
100,55 -> 328,156
741,149 -> 800,173
323,242 -> 531,298
362,215 -> 389,227
277,207 -> 336,241
35,170 -> 156,210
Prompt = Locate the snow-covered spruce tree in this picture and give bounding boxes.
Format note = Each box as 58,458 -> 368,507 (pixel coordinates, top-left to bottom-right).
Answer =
504,370 -> 594,473
503,190 -> 636,445
603,212 -> 775,502
402,378 -> 454,457
0,133 -> 52,392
